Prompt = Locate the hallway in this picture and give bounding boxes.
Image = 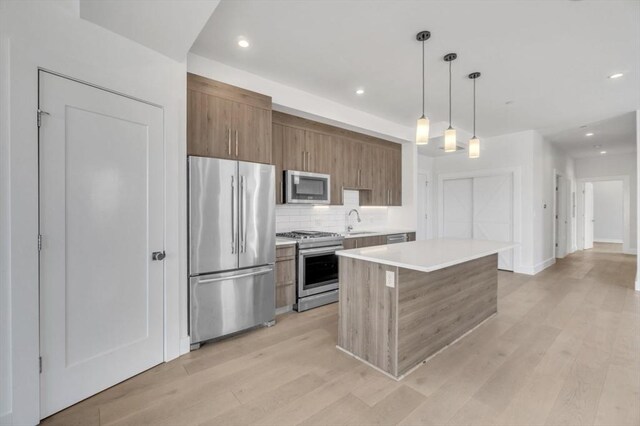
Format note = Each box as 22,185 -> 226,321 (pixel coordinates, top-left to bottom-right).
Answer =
43,249 -> 639,426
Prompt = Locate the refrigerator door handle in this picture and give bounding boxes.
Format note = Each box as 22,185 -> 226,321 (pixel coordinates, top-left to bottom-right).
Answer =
231,175 -> 236,254
196,268 -> 272,284
241,175 -> 247,252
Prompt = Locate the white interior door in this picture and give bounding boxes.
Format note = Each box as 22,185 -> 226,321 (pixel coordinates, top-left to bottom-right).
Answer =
442,178 -> 473,239
473,174 -> 514,271
39,71 -> 164,417
584,182 -> 594,249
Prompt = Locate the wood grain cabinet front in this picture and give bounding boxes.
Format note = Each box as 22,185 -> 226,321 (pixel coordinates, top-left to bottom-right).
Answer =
344,232 -> 415,249
275,246 -> 296,309
272,112 -> 402,206
187,73 -> 272,164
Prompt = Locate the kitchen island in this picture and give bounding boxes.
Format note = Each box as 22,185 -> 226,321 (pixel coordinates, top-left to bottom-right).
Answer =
336,239 -> 516,379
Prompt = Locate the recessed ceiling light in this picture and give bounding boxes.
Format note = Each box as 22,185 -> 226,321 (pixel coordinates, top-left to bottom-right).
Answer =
600,151 -> 607,154
585,132 -> 594,137
356,88 -> 365,95
238,39 -> 250,48
608,73 -> 623,79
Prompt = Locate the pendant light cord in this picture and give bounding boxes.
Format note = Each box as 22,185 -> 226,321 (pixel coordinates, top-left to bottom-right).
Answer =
448,60 -> 452,127
473,78 -> 476,137
422,40 -> 425,116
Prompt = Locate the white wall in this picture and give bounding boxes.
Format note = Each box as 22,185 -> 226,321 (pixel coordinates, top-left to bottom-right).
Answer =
428,130 -> 575,275
592,181 -> 624,242
0,2 -> 188,423
637,109 -> 640,291
417,154 -> 435,240
431,130 -> 535,273
575,153 -> 637,253
532,133 -> 575,264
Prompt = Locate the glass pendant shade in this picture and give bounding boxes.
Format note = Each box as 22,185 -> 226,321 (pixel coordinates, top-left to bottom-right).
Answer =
468,137 -> 480,158
444,127 -> 457,152
416,115 -> 430,145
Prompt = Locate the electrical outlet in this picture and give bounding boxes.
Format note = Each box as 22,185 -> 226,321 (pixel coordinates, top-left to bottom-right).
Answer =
385,270 -> 395,288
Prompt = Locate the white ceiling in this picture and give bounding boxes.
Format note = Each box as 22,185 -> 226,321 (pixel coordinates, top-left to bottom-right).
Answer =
80,0 -> 220,61
547,112 -> 637,158
191,0 -> 640,147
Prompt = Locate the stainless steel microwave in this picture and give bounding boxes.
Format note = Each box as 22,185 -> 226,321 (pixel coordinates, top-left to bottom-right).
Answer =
284,170 -> 331,204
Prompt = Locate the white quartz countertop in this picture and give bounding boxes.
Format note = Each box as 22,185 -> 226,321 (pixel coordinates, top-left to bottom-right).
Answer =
342,229 -> 415,239
275,238 -> 297,247
336,239 -> 517,273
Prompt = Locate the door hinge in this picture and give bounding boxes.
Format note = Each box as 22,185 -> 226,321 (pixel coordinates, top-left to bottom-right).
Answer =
37,109 -> 50,127
39,356 -> 42,374
38,234 -> 42,251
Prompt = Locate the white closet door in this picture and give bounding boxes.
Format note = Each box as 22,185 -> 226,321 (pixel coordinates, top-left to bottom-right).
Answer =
473,174 -> 514,271
443,178 -> 473,239
39,71 -> 164,417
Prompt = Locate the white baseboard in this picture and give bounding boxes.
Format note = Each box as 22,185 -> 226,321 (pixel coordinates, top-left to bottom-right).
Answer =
180,336 -> 191,355
624,248 -> 637,255
0,411 -> 12,426
594,238 -> 624,244
515,257 -> 556,275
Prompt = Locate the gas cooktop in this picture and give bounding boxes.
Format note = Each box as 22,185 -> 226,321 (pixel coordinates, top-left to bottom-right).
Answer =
276,230 -> 342,240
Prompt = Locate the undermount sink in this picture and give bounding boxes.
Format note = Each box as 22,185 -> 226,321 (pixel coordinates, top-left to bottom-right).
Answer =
345,231 -> 377,236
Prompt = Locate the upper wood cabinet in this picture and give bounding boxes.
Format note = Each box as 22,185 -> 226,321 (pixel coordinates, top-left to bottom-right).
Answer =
360,144 -> 402,207
272,111 -> 402,206
187,73 -> 272,164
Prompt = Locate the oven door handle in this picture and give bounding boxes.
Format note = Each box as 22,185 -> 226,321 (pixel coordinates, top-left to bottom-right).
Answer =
299,246 -> 343,256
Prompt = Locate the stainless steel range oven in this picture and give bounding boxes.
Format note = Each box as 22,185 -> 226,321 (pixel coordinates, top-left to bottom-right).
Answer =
276,231 -> 343,311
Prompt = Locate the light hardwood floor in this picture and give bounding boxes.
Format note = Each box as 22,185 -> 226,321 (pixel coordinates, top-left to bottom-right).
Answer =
42,249 -> 639,426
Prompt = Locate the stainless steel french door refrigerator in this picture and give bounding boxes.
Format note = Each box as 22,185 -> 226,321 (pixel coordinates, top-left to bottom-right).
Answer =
188,156 -> 275,345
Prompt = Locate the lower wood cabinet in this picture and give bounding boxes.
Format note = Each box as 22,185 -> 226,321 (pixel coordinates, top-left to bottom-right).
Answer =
343,232 -> 415,249
275,245 -> 296,309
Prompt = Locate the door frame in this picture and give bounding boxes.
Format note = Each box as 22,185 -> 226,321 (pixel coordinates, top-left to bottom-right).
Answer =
552,170 -> 569,259
576,175 -> 631,254
33,69 -> 172,419
436,167 -> 522,271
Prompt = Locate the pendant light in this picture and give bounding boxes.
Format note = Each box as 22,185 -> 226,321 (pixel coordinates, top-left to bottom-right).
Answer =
468,72 -> 481,158
444,53 -> 457,152
415,31 -> 431,145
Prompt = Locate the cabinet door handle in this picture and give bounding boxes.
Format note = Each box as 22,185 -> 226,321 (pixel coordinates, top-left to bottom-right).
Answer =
227,128 -> 231,156
235,130 -> 239,157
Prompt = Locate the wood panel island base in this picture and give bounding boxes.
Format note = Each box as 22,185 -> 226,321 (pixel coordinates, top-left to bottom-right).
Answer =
336,239 -> 516,380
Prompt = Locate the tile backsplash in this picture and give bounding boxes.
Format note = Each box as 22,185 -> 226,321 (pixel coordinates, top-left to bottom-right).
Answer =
275,190 -> 388,233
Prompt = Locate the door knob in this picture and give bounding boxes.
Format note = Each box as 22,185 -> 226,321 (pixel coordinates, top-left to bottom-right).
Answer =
152,251 -> 166,261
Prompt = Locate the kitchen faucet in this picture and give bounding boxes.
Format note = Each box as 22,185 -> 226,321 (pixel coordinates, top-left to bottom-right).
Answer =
346,209 -> 362,233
